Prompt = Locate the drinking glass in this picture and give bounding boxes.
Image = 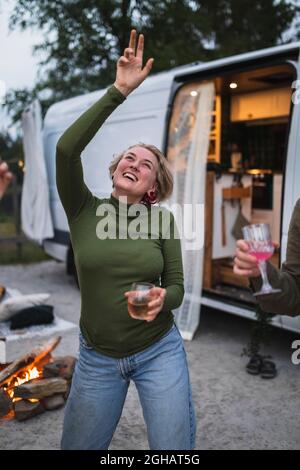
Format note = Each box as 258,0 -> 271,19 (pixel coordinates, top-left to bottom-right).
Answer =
127,282 -> 155,319
242,223 -> 281,296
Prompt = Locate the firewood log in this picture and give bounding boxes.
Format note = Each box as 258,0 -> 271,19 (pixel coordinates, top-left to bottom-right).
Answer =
43,356 -> 76,380
0,389 -> 13,418
42,393 -> 65,410
14,377 -> 68,399
14,400 -> 45,421
0,336 -> 61,387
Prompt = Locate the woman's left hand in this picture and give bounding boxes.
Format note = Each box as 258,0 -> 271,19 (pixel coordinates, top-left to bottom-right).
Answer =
124,287 -> 166,322
114,29 -> 154,97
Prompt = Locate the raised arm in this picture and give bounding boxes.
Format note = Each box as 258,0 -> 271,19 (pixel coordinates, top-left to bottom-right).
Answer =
56,30 -> 154,222
56,87 -> 126,221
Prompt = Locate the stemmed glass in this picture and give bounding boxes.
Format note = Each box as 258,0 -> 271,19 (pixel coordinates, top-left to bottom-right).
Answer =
242,223 -> 281,296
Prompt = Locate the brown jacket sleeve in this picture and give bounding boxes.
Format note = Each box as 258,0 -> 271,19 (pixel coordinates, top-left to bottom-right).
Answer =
250,199 -> 300,316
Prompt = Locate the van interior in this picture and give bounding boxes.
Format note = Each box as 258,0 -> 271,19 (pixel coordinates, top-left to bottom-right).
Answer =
167,62 -> 295,308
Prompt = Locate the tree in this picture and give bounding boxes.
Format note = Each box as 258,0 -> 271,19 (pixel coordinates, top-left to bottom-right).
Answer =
193,0 -> 297,59
3,0 -> 299,128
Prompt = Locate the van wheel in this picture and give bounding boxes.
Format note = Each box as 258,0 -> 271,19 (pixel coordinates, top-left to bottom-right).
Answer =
66,245 -> 79,289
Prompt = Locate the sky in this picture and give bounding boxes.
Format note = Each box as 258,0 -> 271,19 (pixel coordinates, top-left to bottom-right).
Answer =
0,1 -> 42,134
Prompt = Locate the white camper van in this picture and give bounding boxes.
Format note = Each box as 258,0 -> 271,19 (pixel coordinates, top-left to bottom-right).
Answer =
41,42 -> 300,338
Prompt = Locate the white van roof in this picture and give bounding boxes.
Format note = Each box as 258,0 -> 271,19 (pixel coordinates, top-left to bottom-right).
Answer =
44,41 -> 300,126
44,68 -> 175,124
173,41 -> 300,78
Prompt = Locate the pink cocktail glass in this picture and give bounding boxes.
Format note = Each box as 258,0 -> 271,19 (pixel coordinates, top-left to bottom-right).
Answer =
242,223 -> 281,296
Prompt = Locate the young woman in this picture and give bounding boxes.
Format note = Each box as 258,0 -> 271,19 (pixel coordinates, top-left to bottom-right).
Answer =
57,30 -> 196,450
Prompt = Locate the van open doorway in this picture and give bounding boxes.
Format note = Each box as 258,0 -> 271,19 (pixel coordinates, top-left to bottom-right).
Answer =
167,62 -> 295,317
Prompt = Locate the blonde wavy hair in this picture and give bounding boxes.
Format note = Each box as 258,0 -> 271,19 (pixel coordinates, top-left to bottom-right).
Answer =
109,143 -> 173,202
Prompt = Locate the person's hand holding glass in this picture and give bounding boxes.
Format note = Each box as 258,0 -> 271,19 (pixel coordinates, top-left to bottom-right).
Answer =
124,282 -> 166,322
241,223 -> 281,296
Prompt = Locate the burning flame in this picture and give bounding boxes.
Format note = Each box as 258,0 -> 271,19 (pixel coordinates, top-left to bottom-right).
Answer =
4,366 -> 41,403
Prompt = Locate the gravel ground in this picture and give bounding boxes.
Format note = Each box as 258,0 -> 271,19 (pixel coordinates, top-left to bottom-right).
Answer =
0,260 -> 299,450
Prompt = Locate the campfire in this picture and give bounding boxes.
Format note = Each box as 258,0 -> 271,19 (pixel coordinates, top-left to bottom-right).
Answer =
0,336 -> 76,421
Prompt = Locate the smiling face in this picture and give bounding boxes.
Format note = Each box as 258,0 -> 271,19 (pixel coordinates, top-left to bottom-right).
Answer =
112,146 -> 159,203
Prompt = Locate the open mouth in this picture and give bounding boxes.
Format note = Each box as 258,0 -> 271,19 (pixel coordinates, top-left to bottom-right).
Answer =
122,172 -> 138,182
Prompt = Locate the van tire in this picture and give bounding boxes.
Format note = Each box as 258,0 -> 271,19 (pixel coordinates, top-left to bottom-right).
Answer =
66,245 -> 79,289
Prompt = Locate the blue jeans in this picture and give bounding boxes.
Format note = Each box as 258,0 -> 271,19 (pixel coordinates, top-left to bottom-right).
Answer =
61,323 -> 196,450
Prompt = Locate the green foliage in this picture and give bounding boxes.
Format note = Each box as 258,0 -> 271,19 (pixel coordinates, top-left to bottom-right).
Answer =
194,0 -> 297,58
0,214 -> 51,264
3,0 -> 299,127
0,240 -> 52,264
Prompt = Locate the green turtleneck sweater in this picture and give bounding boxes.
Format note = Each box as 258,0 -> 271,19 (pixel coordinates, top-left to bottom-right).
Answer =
56,85 -> 184,358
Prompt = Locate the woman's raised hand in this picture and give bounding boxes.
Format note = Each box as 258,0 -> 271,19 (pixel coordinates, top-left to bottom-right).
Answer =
113,29 -> 154,97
